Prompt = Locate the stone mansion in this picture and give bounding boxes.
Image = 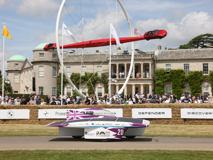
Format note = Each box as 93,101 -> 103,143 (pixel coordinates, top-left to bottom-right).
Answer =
6,43 -> 213,97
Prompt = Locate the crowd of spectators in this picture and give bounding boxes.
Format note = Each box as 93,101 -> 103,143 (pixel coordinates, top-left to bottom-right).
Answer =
0,93 -> 212,105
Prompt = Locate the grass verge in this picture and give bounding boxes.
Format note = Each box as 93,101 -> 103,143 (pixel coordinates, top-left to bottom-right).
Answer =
0,124 -> 213,137
0,150 -> 213,160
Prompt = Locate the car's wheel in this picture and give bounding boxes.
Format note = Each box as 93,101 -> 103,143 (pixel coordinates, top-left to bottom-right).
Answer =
126,136 -> 136,139
72,136 -> 82,139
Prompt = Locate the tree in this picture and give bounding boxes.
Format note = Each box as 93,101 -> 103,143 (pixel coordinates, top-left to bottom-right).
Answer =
179,33 -> 213,49
101,73 -> 108,93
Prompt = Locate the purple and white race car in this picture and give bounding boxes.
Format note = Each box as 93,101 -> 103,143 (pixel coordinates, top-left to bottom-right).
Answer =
47,108 -> 150,140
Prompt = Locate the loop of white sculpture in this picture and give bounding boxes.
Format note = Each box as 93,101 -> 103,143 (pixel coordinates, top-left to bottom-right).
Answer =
56,0 -> 135,97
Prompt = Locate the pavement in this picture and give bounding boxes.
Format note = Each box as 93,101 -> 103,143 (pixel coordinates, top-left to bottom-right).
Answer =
0,136 -> 213,151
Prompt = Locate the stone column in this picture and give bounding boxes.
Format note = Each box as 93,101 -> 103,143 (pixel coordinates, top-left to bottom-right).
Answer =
125,63 -> 127,78
132,84 -> 135,97
149,63 -> 151,78
140,84 -> 144,94
141,63 -> 143,78
133,64 -> 135,78
124,86 -> 127,98
149,84 -> 152,96
116,63 -> 119,78
116,84 -> 119,93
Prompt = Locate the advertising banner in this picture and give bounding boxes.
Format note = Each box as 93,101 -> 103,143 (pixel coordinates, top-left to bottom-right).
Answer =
0,109 -> 30,119
181,108 -> 213,119
132,108 -> 172,118
38,108 -> 123,119
105,108 -> 123,117
38,109 -> 68,119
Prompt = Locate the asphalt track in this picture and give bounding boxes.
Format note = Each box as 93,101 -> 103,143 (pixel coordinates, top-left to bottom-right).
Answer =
1,136 -> 213,151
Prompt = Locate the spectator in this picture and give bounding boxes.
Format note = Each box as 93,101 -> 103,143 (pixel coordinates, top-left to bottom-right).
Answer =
115,98 -> 120,104
10,98 -> 15,105
91,97 -> 97,105
21,98 -> 27,105
123,98 -> 128,104
15,97 -> 21,105
136,72 -> 141,78
141,98 -> 147,104
5,94 -> 8,101
169,95 -> 176,103
97,97 -> 105,104
85,97 -> 90,105
50,98 -> 57,105
202,96 -> 209,103
36,96 -> 41,105
111,72 -> 116,78
62,98 -> 67,105
46,95 -> 51,105
128,98 -> 133,104
111,98 -> 115,104
76,98 -> 82,105
29,97 -> 36,105
1,98 -> 7,105
40,98 -> 46,105
55,97 -> 61,105
1,92 -> 212,105
105,98 -> 111,105
181,96 -> 191,103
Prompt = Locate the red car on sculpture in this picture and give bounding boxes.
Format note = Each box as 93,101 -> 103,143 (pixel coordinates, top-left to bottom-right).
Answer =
144,29 -> 167,40
43,29 -> 167,50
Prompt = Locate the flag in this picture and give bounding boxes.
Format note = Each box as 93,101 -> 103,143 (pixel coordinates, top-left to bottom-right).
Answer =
62,23 -> 77,42
110,23 -> 121,48
134,28 -> 142,37
2,24 -> 12,40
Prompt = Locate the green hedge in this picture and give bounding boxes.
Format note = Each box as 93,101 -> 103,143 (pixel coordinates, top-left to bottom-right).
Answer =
155,69 -> 211,98
57,72 -> 108,97
154,69 -> 166,95
169,70 -> 185,99
188,71 -> 203,97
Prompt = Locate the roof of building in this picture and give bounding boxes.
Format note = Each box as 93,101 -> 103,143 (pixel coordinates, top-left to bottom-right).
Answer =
63,50 -> 153,63
8,55 -> 26,61
34,42 -> 49,50
64,53 -> 109,63
157,48 -> 213,60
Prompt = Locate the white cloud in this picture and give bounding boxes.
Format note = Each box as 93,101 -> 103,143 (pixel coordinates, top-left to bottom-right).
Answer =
38,9 -> 126,46
0,0 -> 6,6
0,0 -> 15,8
38,10 -> 213,51
73,10 -> 125,41
17,0 -> 59,18
135,12 -> 213,49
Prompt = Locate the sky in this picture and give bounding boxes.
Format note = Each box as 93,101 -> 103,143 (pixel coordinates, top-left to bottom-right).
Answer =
0,0 -> 213,63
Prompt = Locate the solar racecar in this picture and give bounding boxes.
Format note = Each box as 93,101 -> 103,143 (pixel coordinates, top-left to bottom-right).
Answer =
47,108 -> 150,140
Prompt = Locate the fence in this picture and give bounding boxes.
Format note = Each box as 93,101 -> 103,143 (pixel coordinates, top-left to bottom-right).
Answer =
0,104 -> 213,125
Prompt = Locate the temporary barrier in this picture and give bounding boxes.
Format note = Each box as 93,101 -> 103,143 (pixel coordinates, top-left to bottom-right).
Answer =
0,104 -> 213,125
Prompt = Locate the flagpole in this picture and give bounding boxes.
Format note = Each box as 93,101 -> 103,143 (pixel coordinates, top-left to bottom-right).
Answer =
61,23 -> 64,105
108,24 -> 112,99
2,36 -> 5,101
